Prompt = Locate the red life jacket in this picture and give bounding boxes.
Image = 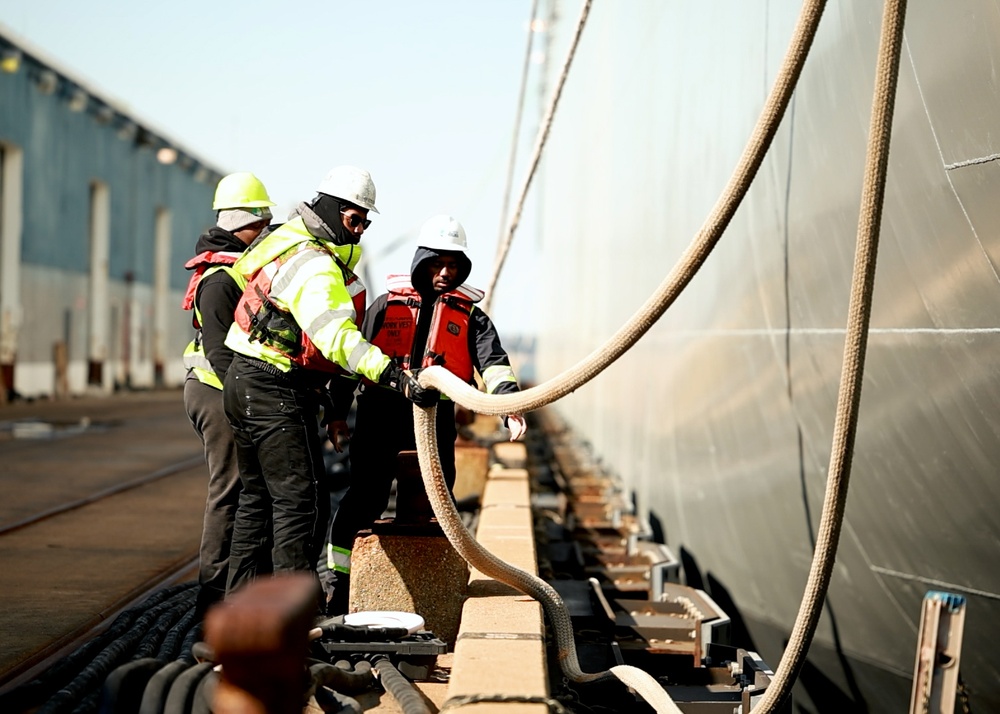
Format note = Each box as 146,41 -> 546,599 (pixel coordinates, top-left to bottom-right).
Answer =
233,245 -> 367,375
181,251 -> 242,328
370,275 -> 483,383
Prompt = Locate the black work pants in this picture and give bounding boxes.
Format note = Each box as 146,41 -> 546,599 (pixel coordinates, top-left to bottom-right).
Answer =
327,387 -> 457,556
223,357 -> 327,593
183,377 -> 242,609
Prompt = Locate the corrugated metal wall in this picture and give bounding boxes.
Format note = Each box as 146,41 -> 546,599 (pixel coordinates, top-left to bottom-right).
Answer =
0,29 -> 221,397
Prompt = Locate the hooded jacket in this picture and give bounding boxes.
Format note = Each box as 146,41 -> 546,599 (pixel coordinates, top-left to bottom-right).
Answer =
224,202 -> 391,383
182,227 -> 250,387
363,247 -> 519,397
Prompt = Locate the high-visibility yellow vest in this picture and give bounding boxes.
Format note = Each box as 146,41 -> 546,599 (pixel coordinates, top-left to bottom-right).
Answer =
224,218 -> 390,382
182,255 -> 245,390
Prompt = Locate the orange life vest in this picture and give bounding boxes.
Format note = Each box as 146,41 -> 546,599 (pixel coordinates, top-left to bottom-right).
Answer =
233,246 -> 366,375
370,275 -> 482,383
181,251 -> 242,329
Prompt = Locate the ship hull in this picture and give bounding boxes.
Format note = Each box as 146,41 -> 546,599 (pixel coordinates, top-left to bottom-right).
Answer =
526,1 -> 1000,710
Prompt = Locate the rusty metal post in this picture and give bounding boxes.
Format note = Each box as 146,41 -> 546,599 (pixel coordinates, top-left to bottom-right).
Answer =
908,591 -> 966,714
204,573 -> 320,714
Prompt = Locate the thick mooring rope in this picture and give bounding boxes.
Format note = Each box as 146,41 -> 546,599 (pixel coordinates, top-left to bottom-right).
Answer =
423,0 -> 905,711
482,0 -> 593,315
415,2 -> 834,710
430,0 -> 828,417
754,0 -> 907,708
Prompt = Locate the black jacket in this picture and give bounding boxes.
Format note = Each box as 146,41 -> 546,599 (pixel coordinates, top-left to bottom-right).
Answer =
363,247 -> 519,395
189,227 -> 248,382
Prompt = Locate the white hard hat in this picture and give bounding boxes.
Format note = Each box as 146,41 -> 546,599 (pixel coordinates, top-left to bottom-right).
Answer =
417,214 -> 467,253
316,165 -> 379,214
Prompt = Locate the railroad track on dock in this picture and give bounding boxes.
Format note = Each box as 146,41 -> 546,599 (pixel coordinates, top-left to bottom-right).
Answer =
0,443 -> 208,699
0,454 -> 204,536
0,457 -> 204,687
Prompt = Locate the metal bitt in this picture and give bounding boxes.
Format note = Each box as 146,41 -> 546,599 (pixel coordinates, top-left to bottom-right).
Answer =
352,450 -> 469,645
204,573 -> 320,714
909,591 -> 967,714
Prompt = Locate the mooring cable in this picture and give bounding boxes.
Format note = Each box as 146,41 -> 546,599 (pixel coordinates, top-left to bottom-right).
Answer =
412,0 -> 889,711
483,0 -> 594,315
753,0 -> 907,709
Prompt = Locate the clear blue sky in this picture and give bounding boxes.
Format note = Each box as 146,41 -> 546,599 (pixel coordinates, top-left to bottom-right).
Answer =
0,0 -> 546,331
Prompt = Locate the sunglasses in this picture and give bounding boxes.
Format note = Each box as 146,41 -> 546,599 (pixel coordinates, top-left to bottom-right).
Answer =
341,210 -> 372,230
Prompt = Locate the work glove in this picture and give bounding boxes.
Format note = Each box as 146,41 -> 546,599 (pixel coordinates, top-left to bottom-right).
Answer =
379,364 -> 439,407
505,414 -> 527,441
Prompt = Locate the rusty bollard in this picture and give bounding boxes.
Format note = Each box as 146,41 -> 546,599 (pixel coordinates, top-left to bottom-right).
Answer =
204,573 -> 320,714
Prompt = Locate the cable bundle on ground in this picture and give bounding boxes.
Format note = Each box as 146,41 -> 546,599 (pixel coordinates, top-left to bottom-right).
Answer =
0,583 -> 200,714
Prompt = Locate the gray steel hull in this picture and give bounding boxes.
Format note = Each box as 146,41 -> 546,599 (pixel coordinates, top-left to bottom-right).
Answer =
528,1 -> 1000,711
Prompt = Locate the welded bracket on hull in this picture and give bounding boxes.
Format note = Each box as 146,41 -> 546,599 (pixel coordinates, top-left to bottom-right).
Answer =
908,591 -> 966,714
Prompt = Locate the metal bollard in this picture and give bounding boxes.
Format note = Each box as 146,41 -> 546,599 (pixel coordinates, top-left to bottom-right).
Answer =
204,573 -> 320,714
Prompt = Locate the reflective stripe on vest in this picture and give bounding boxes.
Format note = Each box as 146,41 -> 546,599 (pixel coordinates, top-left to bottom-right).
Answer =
328,544 -> 352,574
482,363 -> 517,394
232,242 -> 368,374
182,259 -> 245,389
182,342 -> 224,390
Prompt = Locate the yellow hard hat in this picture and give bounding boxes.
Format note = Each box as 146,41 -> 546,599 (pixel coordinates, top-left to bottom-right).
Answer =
212,172 -> 276,210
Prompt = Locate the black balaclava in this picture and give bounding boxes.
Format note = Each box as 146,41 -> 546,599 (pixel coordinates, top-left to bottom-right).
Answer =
310,193 -> 359,246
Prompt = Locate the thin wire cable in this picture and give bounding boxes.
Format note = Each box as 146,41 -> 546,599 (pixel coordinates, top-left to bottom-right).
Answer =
494,0 -> 541,258
483,0 -> 593,314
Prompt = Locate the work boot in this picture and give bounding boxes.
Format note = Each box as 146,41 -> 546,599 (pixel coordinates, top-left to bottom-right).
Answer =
325,575 -> 350,617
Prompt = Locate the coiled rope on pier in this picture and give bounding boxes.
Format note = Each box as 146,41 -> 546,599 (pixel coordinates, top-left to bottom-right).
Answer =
415,1 -> 832,711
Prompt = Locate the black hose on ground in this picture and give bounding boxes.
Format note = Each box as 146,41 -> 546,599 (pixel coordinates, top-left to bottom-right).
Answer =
157,607 -> 200,663
161,662 -> 213,714
0,584 -> 194,713
312,686 -> 363,714
69,689 -> 100,714
96,658 -> 164,714
134,591 -> 198,659
373,658 -> 430,714
35,585 -> 198,714
138,660 -> 188,714
175,625 -> 201,668
309,661 -> 375,695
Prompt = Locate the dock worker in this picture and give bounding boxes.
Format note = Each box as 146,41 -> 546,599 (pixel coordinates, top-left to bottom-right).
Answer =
182,172 -> 275,616
324,214 -> 527,615
221,166 -> 435,597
